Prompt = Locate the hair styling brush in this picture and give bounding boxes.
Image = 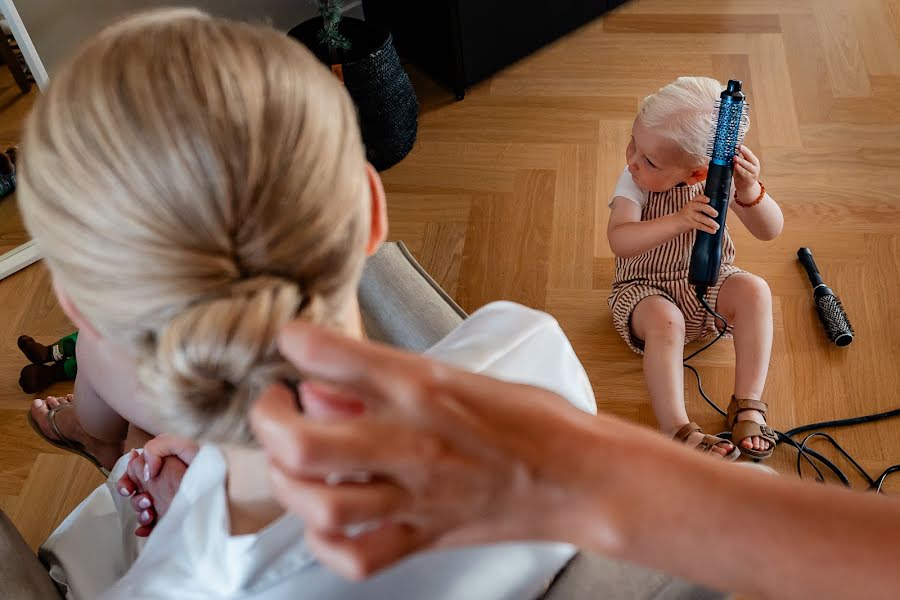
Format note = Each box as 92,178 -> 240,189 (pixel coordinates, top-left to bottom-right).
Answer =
797,247 -> 854,347
688,79 -> 750,299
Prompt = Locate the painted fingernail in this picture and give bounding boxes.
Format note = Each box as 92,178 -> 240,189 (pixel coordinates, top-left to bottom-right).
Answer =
140,510 -> 151,523
119,487 -> 131,497
138,498 -> 151,509
143,464 -> 150,482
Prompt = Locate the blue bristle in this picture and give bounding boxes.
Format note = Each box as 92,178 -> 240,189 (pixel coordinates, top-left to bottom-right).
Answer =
705,101 -> 749,165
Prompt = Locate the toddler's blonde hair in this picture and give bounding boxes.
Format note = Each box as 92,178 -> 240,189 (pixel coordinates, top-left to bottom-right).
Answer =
637,76 -> 750,168
19,9 -> 370,442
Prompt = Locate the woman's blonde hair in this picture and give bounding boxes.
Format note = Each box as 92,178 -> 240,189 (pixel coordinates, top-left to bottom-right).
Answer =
637,76 -> 749,168
19,9 -> 370,442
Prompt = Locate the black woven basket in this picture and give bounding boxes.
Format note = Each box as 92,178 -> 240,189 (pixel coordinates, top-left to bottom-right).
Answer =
289,17 -> 418,171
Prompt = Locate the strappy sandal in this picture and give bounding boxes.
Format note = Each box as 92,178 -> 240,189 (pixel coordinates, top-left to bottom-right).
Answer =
26,401 -> 110,477
673,422 -> 740,461
727,396 -> 778,460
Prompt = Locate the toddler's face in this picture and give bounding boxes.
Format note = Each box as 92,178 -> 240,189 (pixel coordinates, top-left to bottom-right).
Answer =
626,120 -> 704,193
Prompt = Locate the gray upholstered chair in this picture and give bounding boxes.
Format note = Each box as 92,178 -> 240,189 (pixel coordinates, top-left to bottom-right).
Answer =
0,242 -> 723,599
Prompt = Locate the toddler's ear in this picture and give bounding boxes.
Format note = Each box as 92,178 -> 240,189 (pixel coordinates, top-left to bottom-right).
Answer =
685,165 -> 708,185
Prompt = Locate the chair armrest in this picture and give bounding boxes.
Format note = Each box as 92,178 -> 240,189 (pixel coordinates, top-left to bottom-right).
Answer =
0,510 -> 63,599
542,552 -> 726,600
359,241 -> 466,352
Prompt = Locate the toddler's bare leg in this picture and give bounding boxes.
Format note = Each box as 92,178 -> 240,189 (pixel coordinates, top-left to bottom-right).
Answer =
632,296 -> 734,457
715,273 -> 774,452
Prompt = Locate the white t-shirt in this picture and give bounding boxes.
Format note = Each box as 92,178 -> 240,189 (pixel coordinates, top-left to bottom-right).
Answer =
42,301 -> 597,600
609,167 -> 649,209
608,166 -> 741,210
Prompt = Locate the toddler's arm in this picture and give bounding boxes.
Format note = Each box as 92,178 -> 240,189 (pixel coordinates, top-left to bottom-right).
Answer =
731,145 -> 784,241
607,196 -> 718,259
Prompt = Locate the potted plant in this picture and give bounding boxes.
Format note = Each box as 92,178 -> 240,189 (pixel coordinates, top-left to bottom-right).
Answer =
289,1 -> 418,171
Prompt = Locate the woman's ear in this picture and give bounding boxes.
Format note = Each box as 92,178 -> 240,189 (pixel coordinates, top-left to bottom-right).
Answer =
365,162 -> 388,257
53,279 -> 102,340
685,165 -> 709,185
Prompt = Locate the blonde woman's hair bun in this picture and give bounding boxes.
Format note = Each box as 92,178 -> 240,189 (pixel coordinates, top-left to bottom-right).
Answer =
141,276 -> 315,442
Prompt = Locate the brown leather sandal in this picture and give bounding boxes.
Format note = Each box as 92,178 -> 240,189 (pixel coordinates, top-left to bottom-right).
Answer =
673,422 -> 740,461
727,396 -> 778,460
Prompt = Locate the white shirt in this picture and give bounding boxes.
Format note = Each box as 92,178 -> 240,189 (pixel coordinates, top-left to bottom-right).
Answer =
609,166 -> 742,210
610,166 -> 649,209
42,301 -> 597,599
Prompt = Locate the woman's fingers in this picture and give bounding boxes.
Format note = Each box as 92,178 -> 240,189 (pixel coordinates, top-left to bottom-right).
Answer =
305,521 -> 430,580
134,525 -> 153,538
269,467 -> 409,533
255,407 -> 417,478
117,454 -> 138,497
137,506 -> 156,526
130,492 -> 154,514
143,434 -> 200,481
300,380 -> 366,419
127,451 -> 146,486
276,320 -> 433,411
117,476 -> 136,497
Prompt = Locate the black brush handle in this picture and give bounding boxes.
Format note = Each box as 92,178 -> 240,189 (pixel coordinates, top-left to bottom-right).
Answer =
797,247 -> 825,289
688,163 -> 732,291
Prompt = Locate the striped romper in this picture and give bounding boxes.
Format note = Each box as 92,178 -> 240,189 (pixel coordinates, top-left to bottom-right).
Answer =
608,168 -> 744,355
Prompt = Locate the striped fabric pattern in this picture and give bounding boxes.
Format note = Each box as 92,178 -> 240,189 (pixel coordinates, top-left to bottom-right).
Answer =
608,181 -> 743,354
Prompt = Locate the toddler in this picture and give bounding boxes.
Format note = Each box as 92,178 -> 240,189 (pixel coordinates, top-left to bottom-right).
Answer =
607,77 -> 784,460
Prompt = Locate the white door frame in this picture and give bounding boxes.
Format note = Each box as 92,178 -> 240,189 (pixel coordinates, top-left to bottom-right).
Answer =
0,0 -> 48,89
0,0 -> 44,280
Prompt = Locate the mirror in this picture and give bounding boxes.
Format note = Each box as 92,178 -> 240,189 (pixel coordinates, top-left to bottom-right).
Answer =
0,1 -> 341,280
0,0 -> 45,280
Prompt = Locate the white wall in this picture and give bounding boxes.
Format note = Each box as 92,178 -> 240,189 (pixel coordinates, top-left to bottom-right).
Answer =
13,0 -> 363,76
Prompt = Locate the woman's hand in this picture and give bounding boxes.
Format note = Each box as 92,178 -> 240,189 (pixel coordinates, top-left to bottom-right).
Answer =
677,194 -> 720,234
249,321 -> 612,580
116,434 -> 199,536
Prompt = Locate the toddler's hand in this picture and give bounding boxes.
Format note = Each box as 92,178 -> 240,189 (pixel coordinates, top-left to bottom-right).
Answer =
678,194 -> 719,234
733,145 -> 761,197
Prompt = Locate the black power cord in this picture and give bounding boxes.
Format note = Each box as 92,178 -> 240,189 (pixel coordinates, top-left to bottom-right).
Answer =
683,291 -> 900,493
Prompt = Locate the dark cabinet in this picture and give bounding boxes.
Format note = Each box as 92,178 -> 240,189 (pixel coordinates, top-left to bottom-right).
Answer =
362,0 -> 629,99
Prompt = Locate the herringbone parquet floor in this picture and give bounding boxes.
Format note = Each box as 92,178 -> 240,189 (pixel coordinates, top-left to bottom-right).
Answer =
0,0 -> 897,562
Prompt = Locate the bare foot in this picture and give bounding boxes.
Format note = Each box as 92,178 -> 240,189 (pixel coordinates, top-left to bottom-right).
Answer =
30,394 -> 124,471
736,409 -> 770,452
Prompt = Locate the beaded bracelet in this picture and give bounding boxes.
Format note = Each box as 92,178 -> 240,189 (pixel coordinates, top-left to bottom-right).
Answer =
735,181 -> 765,208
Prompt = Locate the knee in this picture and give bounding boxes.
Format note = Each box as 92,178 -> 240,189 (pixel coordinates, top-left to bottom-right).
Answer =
737,274 -> 772,312
637,302 -> 686,346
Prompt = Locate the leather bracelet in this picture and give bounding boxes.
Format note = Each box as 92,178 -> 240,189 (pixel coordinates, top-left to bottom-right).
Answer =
735,181 -> 765,208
